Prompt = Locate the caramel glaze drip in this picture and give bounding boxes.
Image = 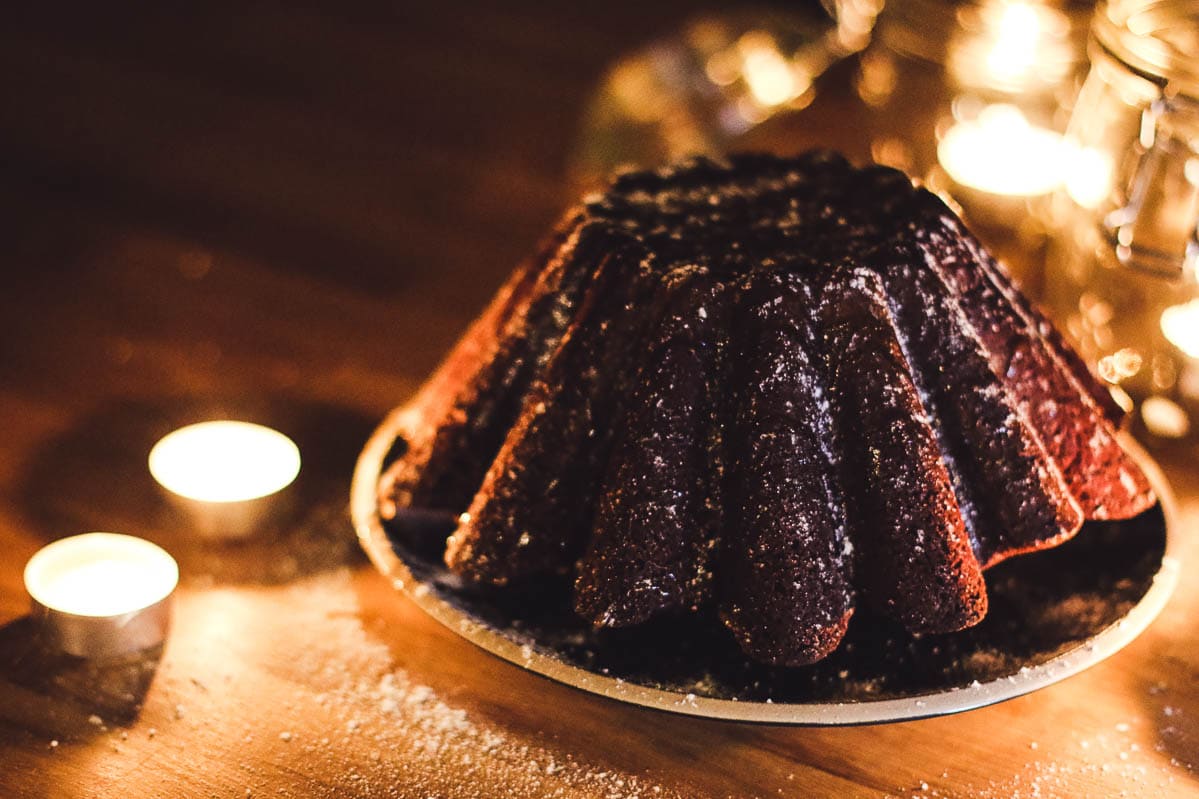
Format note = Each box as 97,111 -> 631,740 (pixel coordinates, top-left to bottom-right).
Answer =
379,152 -> 1156,666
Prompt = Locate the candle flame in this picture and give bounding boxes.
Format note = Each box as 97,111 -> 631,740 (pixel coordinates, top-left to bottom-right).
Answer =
949,0 -> 1074,93
149,421 -> 301,503
985,3 -> 1044,85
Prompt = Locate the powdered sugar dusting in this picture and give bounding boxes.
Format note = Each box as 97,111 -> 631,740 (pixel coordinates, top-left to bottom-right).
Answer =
163,570 -> 683,798
309,572 -> 680,798
882,714 -> 1194,798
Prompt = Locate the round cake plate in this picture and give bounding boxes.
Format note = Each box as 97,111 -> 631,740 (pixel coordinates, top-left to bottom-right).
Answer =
351,407 -> 1180,726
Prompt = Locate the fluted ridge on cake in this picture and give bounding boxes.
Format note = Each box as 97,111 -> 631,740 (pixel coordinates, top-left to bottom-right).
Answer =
445,247 -> 661,584
380,212 -> 599,515
574,266 -> 731,628
925,213 -> 1153,519
718,268 -> 854,666
818,267 -> 987,633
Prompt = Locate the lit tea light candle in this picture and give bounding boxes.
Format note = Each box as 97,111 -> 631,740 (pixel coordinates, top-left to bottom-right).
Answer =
937,104 -> 1065,197
1141,395 -> 1191,439
149,421 -> 301,538
150,421 -> 300,503
1160,299 -> 1199,359
25,533 -> 178,657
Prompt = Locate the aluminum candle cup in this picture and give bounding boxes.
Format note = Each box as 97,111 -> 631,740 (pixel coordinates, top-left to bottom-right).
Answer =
148,421 -> 302,539
24,533 -> 179,658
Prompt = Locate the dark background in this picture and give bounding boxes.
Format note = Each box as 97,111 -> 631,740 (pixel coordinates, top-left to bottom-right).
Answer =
1,3 -> 742,305
2,3 -> 810,412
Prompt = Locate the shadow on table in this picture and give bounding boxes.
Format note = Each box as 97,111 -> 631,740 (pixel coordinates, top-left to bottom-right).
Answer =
13,394 -> 375,586
0,616 -> 162,736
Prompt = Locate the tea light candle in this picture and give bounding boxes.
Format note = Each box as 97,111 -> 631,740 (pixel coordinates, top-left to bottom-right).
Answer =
1160,299 -> 1199,359
25,533 -> 178,657
937,104 -> 1065,197
149,421 -> 301,538
149,421 -> 301,503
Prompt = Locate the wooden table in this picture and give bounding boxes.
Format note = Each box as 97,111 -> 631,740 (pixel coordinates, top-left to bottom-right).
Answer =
0,4 -> 1195,796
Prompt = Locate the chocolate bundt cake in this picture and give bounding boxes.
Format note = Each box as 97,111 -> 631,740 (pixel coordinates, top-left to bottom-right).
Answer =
378,152 -> 1155,666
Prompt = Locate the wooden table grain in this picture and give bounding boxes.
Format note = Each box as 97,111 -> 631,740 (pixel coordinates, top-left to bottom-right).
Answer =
0,4 -> 1195,797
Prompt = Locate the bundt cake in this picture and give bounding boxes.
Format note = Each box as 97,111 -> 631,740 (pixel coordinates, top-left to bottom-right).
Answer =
377,152 -> 1156,666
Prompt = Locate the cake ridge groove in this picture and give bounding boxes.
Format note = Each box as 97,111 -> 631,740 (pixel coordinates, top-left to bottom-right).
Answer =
816,265 -> 988,634
446,244 -> 667,584
717,266 -> 854,666
574,265 -> 732,627
938,218 -> 1153,518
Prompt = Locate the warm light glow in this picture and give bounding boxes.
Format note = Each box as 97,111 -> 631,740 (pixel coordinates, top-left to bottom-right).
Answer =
149,421 -> 301,503
1141,396 -> 1191,438
1097,347 -> 1144,383
1064,145 -> 1115,209
608,60 -> 666,124
24,533 -> 178,617
1186,158 -> 1199,188
938,104 -> 1065,196
1161,299 -> 1199,358
950,0 -> 1074,93
737,32 -> 808,108
985,2 -> 1044,85
743,49 -> 797,105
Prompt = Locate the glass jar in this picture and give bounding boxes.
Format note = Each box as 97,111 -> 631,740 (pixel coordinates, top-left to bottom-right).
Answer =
850,0 -> 1093,289
1042,0 -> 1199,443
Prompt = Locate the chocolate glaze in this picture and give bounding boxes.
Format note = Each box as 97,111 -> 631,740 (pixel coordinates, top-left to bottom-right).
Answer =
378,152 -> 1156,665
